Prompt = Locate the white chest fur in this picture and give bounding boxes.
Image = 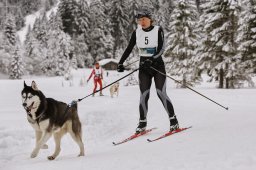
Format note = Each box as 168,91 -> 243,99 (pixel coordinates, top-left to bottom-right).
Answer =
29,119 -> 50,131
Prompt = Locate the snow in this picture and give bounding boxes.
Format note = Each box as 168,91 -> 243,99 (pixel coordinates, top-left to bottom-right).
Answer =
0,69 -> 256,170
17,11 -> 41,44
17,3 -> 59,44
99,58 -> 119,66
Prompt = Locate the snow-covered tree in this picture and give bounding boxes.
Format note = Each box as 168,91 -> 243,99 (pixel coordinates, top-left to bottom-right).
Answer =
58,0 -> 78,37
24,23 -> 47,75
9,44 -> 24,79
196,0 -> 240,88
4,14 -> 16,46
235,0 -> 256,87
108,0 -> 130,59
0,31 -> 11,74
43,13 -> 73,76
127,0 -> 139,31
74,0 -> 90,35
164,0 -> 200,87
158,0 -> 174,30
86,0 -> 112,63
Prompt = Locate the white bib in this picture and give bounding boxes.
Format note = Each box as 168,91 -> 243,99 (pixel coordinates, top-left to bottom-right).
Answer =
94,67 -> 102,76
136,25 -> 159,57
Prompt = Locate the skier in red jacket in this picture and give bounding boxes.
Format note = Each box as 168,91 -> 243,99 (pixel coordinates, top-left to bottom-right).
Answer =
87,62 -> 103,96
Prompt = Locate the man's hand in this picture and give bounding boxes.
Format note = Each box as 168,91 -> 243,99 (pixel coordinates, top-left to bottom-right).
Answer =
117,64 -> 125,72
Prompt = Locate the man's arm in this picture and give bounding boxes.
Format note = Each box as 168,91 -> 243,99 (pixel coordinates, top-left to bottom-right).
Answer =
87,69 -> 95,81
119,30 -> 136,64
153,26 -> 165,60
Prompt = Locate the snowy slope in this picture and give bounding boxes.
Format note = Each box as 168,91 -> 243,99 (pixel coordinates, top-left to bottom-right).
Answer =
0,69 -> 256,170
17,3 -> 59,44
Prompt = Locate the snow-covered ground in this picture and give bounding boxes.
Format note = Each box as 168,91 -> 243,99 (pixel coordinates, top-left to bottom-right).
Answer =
0,69 -> 256,170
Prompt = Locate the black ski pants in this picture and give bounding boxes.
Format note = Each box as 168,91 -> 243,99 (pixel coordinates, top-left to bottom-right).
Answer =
138,57 -> 176,122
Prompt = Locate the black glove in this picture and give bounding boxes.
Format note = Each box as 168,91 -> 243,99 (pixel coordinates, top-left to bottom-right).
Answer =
117,64 -> 125,72
141,59 -> 153,69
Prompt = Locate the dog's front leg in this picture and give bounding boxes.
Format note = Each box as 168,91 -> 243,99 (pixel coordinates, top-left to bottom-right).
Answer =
35,131 -> 48,149
31,131 -> 52,158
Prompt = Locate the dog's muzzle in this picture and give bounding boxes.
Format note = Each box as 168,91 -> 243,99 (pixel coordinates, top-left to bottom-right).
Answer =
23,102 -> 35,113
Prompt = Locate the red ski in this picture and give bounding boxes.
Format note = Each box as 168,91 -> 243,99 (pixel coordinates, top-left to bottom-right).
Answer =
147,126 -> 192,142
113,127 -> 157,146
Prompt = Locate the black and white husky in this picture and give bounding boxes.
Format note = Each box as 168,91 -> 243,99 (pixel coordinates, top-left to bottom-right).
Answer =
21,81 -> 85,160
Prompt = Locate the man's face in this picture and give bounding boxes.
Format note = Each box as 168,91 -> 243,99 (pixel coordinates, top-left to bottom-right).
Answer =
137,17 -> 151,29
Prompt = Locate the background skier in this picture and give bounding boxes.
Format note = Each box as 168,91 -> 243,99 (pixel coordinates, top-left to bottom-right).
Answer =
87,62 -> 104,96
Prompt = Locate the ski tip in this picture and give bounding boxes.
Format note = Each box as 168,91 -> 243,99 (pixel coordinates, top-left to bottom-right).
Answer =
112,142 -> 117,145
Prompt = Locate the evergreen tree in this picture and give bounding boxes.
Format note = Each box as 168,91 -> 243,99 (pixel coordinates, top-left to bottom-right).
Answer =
165,0 -> 200,87
9,44 -> 24,79
235,0 -> 256,87
43,14 -> 73,76
4,14 -> 16,46
125,0 -> 140,38
87,0 -> 111,63
158,0 -> 174,30
74,0 -> 90,35
0,31 -> 11,74
24,25 -> 46,74
58,0 -> 78,37
197,0 -> 240,88
108,0 -> 130,59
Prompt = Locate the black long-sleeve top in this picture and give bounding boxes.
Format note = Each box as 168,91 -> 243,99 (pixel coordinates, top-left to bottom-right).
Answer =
119,25 -> 165,65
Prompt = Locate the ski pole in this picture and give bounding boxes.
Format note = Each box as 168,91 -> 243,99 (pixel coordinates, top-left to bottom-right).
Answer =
150,66 -> 229,110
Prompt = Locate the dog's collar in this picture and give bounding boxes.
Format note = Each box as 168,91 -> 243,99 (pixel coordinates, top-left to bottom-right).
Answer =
27,112 -> 44,124
27,101 -> 47,124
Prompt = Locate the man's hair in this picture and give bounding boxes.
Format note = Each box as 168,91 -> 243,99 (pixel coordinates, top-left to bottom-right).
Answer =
135,7 -> 152,19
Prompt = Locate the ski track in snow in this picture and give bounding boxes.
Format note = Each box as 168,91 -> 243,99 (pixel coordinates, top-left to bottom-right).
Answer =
0,69 -> 256,170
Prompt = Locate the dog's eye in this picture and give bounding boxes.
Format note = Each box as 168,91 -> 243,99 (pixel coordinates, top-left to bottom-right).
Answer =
28,95 -> 33,99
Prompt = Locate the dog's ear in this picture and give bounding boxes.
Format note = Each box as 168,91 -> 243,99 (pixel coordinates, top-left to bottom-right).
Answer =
31,81 -> 39,91
24,81 -> 28,88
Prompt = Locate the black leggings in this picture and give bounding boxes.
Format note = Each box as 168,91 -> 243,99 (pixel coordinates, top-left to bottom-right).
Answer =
138,59 -> 175,121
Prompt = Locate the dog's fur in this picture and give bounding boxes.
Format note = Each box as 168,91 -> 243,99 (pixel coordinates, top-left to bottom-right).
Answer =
110,82 -> 119,98
21,81 -> 84,160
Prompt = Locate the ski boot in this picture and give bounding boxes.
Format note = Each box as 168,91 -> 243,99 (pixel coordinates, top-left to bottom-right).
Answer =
169,115 -> 179,132
135,119 -> 147,134
100,92 -> 104,96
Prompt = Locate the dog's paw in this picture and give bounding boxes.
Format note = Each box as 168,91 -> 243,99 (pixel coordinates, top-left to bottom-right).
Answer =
30,151 -> 38,158
47,156 -> 55,160
41,144 -> 48,149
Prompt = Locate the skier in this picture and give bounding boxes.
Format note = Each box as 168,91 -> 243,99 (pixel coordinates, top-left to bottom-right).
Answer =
87,62 -> 104,96
117,8 -> 179,133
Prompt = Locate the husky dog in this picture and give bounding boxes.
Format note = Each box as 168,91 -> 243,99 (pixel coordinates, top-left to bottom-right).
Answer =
110,82 -> 119,98
21,81 -> 84,160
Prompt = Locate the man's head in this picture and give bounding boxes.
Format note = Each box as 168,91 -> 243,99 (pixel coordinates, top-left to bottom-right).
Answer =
135,8 -> 153,29
135,8 -> 152,20
95,62 -> 100,69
